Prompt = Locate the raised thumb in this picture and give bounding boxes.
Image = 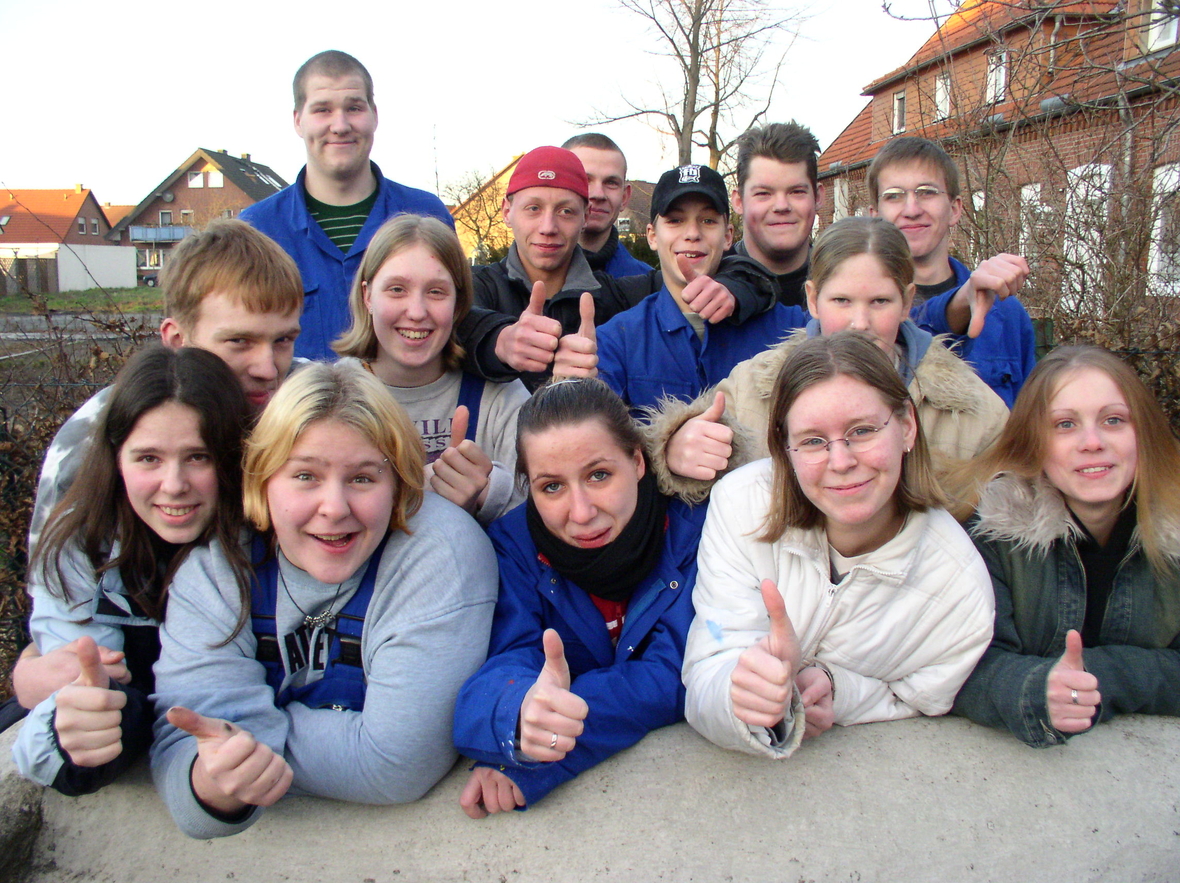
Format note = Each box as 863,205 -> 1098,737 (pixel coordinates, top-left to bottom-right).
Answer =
540,628 -> 571,690
578,291 -> 596,340
761,579 -> 798,665
525,280 -> 547,316
449,405 -> 470,449
1060,629 -> 1086,671
701,390 -> 726,423
73,636 -> 107,688
676,252 -> 699,285
167,706 -> 237,743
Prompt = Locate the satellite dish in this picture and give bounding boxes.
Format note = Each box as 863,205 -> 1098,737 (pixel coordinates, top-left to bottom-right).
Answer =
161,191 -> 175,203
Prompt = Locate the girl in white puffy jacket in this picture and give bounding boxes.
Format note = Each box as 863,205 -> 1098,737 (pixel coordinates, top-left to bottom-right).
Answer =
682,331 -> 994,758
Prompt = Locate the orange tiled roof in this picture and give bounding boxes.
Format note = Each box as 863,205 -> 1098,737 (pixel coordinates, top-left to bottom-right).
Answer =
101,204 -> 135,227
819,101 -> 875,172
0,188 -> 93,243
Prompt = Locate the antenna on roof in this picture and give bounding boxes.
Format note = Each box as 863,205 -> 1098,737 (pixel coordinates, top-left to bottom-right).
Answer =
433,125 -> 440,196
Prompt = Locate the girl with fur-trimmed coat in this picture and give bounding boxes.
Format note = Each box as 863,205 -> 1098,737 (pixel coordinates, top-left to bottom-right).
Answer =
643,217 -> 1008,504
950,346 -> 1180,747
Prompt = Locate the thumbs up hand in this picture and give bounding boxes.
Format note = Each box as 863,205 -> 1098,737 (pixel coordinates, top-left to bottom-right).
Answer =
1046,629 -> 1101,733
430,405 -> 493,514
665,390 -> 734,480
494,281 -> 564,373
678,255 -> 735,324
167,705 -> 292,812
518,629 -> 589,762
730,580 -> 802,729
552,292 -> 599,379
53,636 -> 128,767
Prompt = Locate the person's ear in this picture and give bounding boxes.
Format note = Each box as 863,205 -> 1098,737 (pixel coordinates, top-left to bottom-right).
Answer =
159,317 -> 186,349
633,446 -> 646,480
646,222 -> 658,251
805,280 -> 819,316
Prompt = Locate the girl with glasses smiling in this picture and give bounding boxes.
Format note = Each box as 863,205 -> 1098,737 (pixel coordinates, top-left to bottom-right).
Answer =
682,332 -> 994,758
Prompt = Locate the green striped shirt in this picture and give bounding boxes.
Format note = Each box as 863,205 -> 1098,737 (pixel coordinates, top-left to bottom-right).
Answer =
305,187 -> 379,253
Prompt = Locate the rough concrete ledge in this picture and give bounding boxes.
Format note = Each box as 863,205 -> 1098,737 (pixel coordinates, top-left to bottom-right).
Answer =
0,724 -> 43,883
13,714 -> 1180,883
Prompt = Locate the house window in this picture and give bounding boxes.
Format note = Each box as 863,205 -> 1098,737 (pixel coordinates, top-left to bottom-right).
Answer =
90,218 -> 99,235
934,73 -> 951,121
1150,163 -> 1180,293
892,90 -> 906,134
1019,183 -> 1053,258
1063,162 -> 1112,310
77,218 -> 87,234
188,171 -> 204,189
617,217 -> 632,233
207,170 -> 224,188
160,210 -> 173,226
986,52 -> 1008,104
834,177 -> 850,221
139,248 -> 164,269
220,209 -> 235,219
180,210 -> 195,225
1147,1 -> 1179,52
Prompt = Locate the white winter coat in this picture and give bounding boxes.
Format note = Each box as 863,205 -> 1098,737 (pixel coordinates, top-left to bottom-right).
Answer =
682,459 -> 995,758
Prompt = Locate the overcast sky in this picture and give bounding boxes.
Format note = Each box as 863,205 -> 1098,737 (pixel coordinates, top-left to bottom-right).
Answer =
2,0 -> 952,206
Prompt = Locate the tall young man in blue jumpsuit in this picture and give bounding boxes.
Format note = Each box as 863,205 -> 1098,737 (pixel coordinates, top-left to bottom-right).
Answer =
241,50 -> 454,359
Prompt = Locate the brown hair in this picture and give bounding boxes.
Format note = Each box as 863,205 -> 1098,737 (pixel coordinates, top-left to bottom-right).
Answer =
760,332 -> 946,542
561,133 -> 628,177
161,220 -> 303,332
867,136 -> 962,202
948,345 -> 1180,573
293,50 -> 374,111
808,216 -> 914,296
35,344 -> 252,622
735,122 -> 821,195
331,214 -> 472,371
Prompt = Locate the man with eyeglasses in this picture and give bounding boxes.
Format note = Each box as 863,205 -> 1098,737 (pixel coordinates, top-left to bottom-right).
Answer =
868,136 -> 1036,407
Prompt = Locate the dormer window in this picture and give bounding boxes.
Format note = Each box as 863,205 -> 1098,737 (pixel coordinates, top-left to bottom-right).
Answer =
892,90 -> 907,134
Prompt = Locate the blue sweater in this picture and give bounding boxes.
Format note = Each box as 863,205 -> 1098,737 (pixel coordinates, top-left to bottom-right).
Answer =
453,498 -> 706,807
597,286 -> 804,415
241,163 -> 453,359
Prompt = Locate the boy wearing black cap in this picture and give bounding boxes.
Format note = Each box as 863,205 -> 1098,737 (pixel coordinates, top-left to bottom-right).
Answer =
597,164 -> 805,414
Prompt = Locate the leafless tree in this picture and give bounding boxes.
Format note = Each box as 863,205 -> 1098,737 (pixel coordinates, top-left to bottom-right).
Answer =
586,0 -> 805,168
443,168 -> 513,264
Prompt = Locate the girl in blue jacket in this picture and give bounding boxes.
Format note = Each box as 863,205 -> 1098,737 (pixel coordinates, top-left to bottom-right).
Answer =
454,377 -> 706,816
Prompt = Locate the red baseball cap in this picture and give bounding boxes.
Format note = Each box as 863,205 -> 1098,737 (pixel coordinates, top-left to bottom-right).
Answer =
506,146 -> 589,200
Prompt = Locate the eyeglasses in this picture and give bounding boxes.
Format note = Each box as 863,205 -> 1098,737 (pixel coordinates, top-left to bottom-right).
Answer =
787,415 -> 893,464
879,186 -> 946,204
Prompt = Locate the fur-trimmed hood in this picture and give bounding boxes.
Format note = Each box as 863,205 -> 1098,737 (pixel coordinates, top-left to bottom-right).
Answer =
973,472 -> 1180,561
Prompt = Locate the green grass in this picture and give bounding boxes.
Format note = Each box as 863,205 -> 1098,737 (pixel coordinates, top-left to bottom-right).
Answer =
0,286 -> 162,315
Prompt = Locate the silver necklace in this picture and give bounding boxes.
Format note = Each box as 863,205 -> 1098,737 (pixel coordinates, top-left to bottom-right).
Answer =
278,566 -> 344,630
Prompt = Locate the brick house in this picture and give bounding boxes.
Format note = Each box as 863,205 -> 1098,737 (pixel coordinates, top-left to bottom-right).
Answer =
0,186 -> 135,294
817,0 -> 1180,313
107,148 -> 287,284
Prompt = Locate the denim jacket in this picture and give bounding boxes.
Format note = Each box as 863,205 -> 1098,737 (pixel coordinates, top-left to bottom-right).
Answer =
952,474 -> 1180,746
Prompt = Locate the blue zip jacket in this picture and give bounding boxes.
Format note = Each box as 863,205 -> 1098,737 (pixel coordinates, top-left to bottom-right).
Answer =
240,163 -> 454,359
597,285 -> 804,415
453,497 -> 706,807
911,257 -> 1036,408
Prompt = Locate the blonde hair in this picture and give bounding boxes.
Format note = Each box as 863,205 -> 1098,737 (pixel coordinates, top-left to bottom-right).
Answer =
808,216 -> 914,298
332,214 -> 472,370
243,361 -> 425,534
948,345 -> 1180,574
761,332 -> 946,542
162,219 -> 303,331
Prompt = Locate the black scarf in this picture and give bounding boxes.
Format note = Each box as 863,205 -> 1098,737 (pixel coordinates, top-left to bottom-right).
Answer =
526,469 -> 668,602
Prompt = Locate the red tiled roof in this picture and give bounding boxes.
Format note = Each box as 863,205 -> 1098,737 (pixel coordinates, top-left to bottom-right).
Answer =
819,101 -> 875,172
0,188 -> 93,243
101,204 -> 135,227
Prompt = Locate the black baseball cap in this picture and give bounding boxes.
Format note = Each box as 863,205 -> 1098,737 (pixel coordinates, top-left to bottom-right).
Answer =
651,164 -> 730,218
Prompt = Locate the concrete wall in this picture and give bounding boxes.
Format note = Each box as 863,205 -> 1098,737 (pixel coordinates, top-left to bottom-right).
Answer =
56,243 -> 137,291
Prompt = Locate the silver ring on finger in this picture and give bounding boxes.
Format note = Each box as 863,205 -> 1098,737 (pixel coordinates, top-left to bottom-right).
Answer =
550,732 -> 559,750
1070,689 -> 1079,705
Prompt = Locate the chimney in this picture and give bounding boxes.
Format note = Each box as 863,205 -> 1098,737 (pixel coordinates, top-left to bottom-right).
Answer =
241,153 -> 251,162
74,183 -> 83,193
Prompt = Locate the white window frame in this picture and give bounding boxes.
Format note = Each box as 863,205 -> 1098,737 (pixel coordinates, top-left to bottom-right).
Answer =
934,73 -> 951,121
833,177 -> 850,221
77,218 -> 87,234
207,170 -> 224,188
159,210 -> 173,226
892,90 -> 907,134
90,218 -> 99,235
1149,162 -> 1180,293
1062,162 -> 1112,310
986,51 -> 1008,104
188,171 -> 204,189
1147,2 -> 1179,52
